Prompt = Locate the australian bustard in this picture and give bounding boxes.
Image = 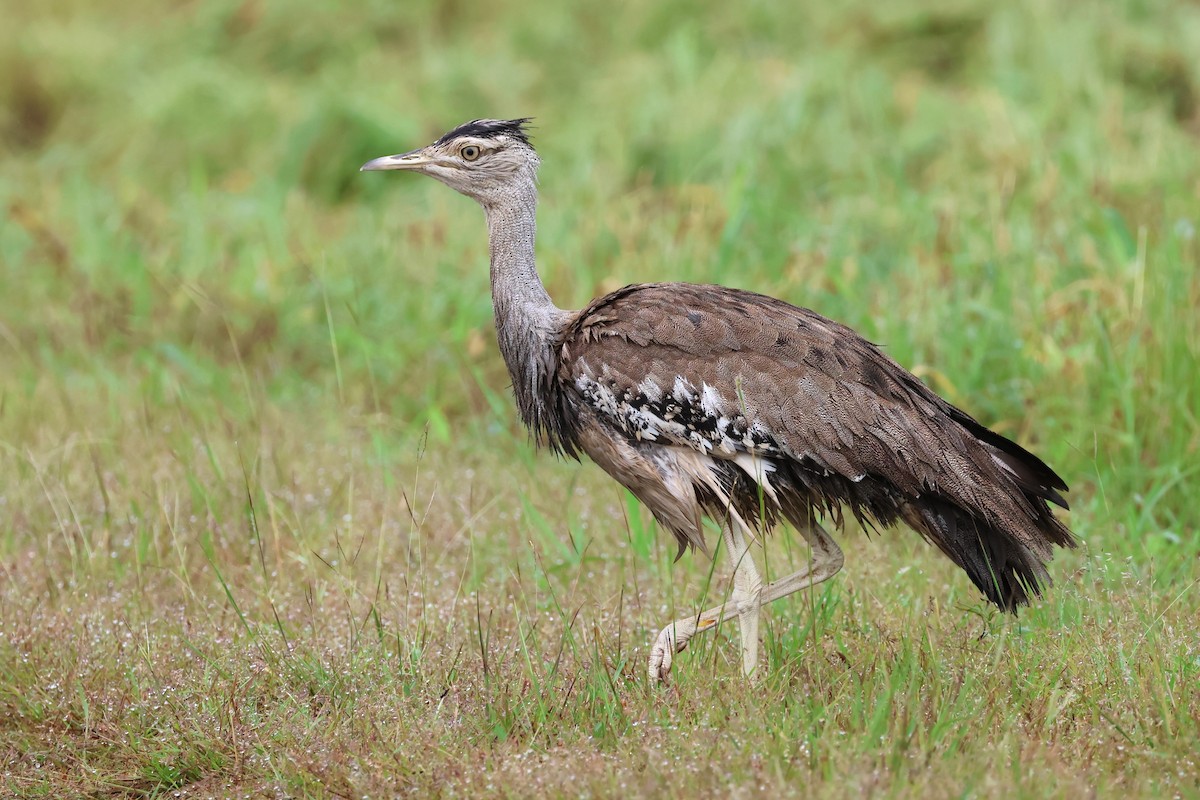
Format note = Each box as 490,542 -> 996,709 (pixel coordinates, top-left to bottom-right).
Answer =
362,119 -> 1076,682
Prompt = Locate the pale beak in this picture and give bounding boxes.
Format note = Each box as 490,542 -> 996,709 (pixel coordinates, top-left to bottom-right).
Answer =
360,149 -> 431,171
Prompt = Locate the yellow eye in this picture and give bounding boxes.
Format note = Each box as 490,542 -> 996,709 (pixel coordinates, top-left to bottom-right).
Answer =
461,145 -> 481,161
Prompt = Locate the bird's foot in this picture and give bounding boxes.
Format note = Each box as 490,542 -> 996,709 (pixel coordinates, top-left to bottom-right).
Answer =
648,623 -> 694,683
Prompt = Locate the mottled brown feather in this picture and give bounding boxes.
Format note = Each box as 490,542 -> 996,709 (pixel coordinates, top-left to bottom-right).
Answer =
550,283 -> 1075,611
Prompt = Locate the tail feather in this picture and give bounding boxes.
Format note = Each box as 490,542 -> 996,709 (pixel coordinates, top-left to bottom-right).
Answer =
770,453 -> 1075,612
986,444 -> 1070,511
947,408 -> 1071,511
900,498 -> 1055,611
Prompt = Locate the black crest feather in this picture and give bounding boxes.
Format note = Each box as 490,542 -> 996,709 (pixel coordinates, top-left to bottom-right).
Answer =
436,118 -> 533,146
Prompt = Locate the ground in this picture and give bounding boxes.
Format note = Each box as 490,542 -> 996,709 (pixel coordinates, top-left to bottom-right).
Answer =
1,0 -> 1198,797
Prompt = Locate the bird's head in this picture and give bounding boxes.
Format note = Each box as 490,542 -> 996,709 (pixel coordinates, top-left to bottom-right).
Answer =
361,118 -> 539,206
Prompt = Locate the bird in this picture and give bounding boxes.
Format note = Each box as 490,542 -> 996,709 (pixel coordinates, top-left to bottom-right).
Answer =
361,118 -> 1077,682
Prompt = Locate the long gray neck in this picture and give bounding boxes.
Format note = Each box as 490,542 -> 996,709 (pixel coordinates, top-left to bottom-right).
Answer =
482,181 -> 568,436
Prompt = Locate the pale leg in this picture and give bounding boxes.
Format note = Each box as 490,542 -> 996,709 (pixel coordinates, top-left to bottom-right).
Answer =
649,515 -> 762,681
648,517 -> 844,682
727,516 -> 764,677
763,517 -> 843,604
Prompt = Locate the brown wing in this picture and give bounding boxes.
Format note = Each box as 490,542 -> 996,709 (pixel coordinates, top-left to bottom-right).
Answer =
557,283 -> 1074,606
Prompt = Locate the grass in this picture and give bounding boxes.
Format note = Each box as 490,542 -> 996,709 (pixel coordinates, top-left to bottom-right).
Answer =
1,0 -> 1198,796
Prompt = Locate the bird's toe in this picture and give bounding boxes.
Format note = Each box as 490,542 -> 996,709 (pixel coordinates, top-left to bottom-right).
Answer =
649,625 -> 693,682
648,633 -> 673,683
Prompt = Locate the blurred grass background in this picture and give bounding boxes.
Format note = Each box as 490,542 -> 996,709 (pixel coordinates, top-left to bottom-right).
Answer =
1,0 -> 1198,797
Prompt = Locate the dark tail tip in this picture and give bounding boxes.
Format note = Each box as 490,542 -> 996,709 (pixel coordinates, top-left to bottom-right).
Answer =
905,499 -> 1052,612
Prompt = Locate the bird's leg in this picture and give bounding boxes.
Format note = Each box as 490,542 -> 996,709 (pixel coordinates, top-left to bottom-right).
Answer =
761,517 -> 844,606
647,516 -> 842,683
649,516 -> 763,682
725,516 -> 764,677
